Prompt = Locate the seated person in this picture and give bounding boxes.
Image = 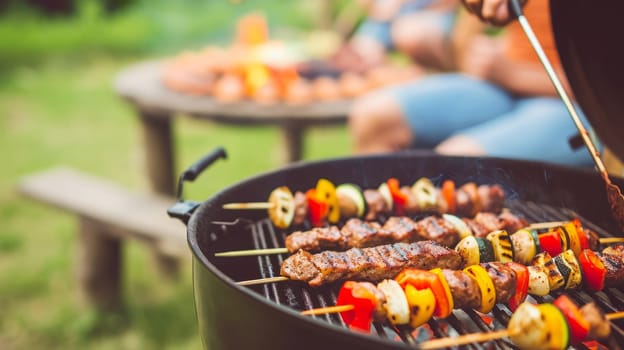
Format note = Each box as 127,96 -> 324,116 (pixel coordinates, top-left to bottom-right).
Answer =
348,0 -> 596,167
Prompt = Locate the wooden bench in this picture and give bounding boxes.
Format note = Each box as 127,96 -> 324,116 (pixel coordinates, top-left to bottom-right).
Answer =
18,167 -> 188,311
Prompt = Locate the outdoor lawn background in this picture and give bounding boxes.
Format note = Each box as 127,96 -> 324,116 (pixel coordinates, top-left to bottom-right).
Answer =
0,1 -> 350,349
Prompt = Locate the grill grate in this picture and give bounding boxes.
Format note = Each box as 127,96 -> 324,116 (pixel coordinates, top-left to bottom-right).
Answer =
227,200 -> 624,349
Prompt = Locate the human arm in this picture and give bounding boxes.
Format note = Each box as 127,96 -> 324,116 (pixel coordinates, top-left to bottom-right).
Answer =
459,34 -> 569,97
461,0 -> 527,26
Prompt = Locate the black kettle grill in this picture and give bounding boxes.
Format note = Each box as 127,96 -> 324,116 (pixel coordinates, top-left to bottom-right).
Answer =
168,1 -> 624,349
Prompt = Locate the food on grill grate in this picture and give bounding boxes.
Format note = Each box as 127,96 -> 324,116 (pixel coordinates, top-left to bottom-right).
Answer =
285,210 -> 527,253
223,178 -> 507,229
308,268 -> 614,349
280,241 -> 463,287
276,231 -> 624,293
456,219 -> 603,267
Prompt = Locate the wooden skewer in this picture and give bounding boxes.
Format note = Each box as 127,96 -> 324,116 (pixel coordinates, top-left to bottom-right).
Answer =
216,231 -> 624,259
215,247 -> 288,257
223,202 -> 275,210
527,222 -> 624,245
599,237 -> 624,244
417,329 -> 515,350
527,221 -> 568,230
301,304 -> 354,316
606,311 -> 624,320
237,276 -> 289,286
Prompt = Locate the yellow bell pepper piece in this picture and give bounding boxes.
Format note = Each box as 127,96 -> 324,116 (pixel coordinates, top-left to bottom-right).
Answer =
562,222 -> 581,256
463,265 -> 496,313
316,178 -> 340,223
404,284 -> 435,328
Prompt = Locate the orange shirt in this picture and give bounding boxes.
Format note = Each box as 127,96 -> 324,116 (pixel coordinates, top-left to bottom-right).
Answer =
504,0 -> 562,70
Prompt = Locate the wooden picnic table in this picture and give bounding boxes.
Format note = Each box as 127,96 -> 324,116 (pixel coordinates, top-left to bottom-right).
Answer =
114,60 -> 351,196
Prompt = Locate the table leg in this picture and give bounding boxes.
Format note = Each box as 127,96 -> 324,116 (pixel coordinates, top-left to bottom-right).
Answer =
77,217 -> 121,311
139,110 -> 175,196
138,110 -> 180,277
280,124 -> 304,163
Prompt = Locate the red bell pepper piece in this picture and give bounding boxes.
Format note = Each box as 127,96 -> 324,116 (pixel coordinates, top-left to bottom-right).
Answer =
386,178 -> 408,216
305,189 -> 328,227
441,180 -> 455,214
539,230 -> 563,256
335,281 -> 377,332
553,295 -> 590,344
506,262 -> 529,312
394,268 -> 452,318
578,249 -> 606,292
573,218 -> 591,250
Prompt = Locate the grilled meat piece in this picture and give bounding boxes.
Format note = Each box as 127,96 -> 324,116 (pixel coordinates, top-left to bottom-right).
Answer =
585,229 -> 601,251
416,216 -> 459,247
364,189 -> 391,221
285,226 -> 344,253
344,219 -> 390,248
382,216 -> 419,242
478,184 -> 505,214
599,251 -> 624,288
497,209 -> 528,233
280,241 -> 464,287
442,269 -> 481,310
602,243 -> 624,256
581,302 -> 611,340
292,191 -> 308,226
284,212 -> 526,253
455,183 -> 481,217
466,212 -> 503,238
482,262 -> 517,304
464,210 -> 528,238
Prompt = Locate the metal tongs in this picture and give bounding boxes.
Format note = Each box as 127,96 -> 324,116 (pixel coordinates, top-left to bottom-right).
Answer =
509,0 -> 624,231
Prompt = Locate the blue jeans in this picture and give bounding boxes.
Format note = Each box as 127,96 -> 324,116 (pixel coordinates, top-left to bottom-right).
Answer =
384,73 -> 596,167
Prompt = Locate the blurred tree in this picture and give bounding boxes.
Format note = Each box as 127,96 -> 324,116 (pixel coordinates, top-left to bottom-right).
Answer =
0,0 -> 133,15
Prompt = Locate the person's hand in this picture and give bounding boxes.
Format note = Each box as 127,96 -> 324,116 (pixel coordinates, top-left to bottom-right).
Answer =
460,0 -> 527,26
459,35 -> 505,81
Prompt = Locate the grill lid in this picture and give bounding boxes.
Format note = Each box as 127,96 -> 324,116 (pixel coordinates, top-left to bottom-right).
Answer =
550,0 -> 624,161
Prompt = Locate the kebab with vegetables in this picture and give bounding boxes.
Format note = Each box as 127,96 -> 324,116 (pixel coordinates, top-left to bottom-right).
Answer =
446,220 -> 623,297
216,210 -> 527,257
223,178 -> 507,229
302,265 -> 616,350
274,229 -> 623,291
216,213 -> 617,262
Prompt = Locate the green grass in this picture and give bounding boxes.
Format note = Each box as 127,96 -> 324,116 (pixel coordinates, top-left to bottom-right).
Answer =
0,0 -> 319,68
0,1 -> 350,349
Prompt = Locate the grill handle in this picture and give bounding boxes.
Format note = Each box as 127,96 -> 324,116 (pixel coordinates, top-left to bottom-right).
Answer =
168,147 -> 228,223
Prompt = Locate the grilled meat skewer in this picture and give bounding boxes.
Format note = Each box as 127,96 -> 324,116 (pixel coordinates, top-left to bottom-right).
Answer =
280,238 -> 624,289
280,241 -> 463,287
286,210 -> 527,254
